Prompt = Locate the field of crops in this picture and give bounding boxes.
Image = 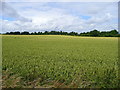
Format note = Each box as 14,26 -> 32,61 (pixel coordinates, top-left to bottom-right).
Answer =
2,35 -> 119,88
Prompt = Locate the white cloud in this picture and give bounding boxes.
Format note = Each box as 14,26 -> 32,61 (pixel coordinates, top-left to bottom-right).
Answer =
0,1 -> 118,33
3,0 -> 120,2
87,13 -> 113,24
0,1 -> 32,22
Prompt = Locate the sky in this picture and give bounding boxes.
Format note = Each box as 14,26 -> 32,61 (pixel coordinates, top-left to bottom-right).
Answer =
0,0 -> 118,33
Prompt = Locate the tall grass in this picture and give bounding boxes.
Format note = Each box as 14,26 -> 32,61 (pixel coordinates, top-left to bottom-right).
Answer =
2,35 -> 119,88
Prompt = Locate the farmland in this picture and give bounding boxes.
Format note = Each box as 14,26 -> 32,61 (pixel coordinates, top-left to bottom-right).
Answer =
2,35 -> 119,88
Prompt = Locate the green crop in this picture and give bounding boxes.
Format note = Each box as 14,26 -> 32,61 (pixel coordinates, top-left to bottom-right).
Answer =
2,35 -> 119,88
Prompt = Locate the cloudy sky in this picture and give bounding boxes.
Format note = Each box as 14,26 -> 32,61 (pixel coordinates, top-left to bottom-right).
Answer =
0,0 -> 118,33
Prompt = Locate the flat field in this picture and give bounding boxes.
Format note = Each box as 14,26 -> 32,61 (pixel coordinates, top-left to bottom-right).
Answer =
2,35 -> 119,88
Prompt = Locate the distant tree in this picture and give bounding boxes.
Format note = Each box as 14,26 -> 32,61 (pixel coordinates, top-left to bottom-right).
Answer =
63,32 -> 68,35
4,29 -> 120,37
30,32 -> 34,35
69,31 -> 78,36
90,30 -> 100,37
38,32 -> 42,35
59,31 -> 63,35
44,31 -> 49,35
109,30 -> 118,37
31,32 -> 37,35
100,30 -> 118,37
109,30 -> 118,34
100,31 -> 108,37
6,32 -> 10,34
50,31 -> 57,35
117,34 -> 120,37
34,32 -> 37,35
9,32 -> 14,35
21,31 -> 29,35
56,31 -> 60,35
14,31 -> 20,35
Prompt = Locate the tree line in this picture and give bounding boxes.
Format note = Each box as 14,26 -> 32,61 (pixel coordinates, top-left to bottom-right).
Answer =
4,29 -> 120,37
